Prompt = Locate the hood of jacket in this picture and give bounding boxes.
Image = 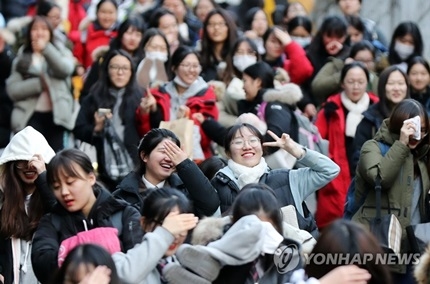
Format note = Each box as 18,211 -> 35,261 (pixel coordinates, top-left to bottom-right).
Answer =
6,15 -> 32,33
262,83 -> 303,107
191,216 -> 232,245
0,127 -> 55,177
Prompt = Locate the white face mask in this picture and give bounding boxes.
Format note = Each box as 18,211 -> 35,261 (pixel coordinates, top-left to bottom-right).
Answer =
291,36 -> 312,48
233,55 -> 257,72
145,51 -> 168,62
394,41 -> 414,60
173,75 -> 191,88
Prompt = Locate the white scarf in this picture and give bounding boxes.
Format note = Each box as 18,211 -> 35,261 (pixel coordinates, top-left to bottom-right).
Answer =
227,158 -> 268,189
340,91 -> 370,138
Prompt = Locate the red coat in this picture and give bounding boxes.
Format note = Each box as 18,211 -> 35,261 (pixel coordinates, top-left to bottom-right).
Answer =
314,92 -> 379,228
136,83 -> 219,159
282,41 -> 314,85
83,23 -> 118,68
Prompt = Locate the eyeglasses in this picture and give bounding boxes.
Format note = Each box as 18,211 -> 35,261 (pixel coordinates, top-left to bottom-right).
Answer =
230,136 -> 261,149
207,22 -> 227,29
179,63 -> 201,71
15,161 -> 31,170
109,65 -> 131,73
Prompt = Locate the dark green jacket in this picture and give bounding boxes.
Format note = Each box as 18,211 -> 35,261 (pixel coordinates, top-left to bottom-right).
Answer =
353,119 -> 430,273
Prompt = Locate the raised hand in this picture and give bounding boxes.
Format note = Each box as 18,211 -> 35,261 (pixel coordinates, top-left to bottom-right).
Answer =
28,154 -> 46,174
263,130 -> 305,159
273,27 -> 292,46
319,265 -> 371,284
93,111 -> 112,133
140,87 -> 157,113
192,112 -> 205,124
177,105 -> 190,119
163,139 -> 188,165
162,211 -> 198,237
400,119 -> 417,146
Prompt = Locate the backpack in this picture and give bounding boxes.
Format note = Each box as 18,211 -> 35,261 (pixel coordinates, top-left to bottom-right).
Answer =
343,141 -> 390,220
257,102 -> 329,156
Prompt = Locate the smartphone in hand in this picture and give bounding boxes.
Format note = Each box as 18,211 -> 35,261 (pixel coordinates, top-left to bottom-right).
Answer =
98,108 -> 112,116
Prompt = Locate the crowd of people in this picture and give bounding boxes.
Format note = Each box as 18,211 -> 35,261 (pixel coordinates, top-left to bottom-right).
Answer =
1,0 -> 430,283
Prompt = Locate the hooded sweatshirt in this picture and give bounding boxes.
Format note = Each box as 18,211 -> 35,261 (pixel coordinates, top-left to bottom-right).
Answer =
0,126 -> 55,284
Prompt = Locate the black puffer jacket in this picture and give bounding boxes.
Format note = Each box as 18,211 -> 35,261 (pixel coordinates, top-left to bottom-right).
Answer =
113,159 -> 220,218
31,186 -> 143,284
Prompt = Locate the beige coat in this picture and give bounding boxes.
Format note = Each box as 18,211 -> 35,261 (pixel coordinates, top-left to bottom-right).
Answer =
6,42 -> 76,132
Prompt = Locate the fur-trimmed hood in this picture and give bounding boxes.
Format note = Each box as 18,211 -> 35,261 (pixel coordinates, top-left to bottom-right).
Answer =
263,83 -> 303,106
414,244 -> 430,284
191,216 -> 232,246
6,16 -> 32,33
0,28 -> 16,45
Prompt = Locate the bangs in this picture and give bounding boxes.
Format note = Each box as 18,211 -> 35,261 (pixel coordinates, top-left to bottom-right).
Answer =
47,158 -> 85,185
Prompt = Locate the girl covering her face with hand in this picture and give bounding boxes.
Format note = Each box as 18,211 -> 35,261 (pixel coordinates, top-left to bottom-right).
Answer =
0,126 -> 56,284
112,187 -> 198,284
113,128 -> 220,218
6,16 -> 76,152
353,99 -> 430,281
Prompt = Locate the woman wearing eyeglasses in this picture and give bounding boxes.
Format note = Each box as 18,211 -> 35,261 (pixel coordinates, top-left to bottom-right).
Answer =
314,62 -> 379,230
74,49 -> 142,191
137,45 -> 218,160
0,126 -> 56,284
210,122 -> 339,238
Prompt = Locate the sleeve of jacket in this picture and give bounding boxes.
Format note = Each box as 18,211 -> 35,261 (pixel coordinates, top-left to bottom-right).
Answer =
311,59 -> 344,106
42,43 -> 74,79
119,206 -> 145,252
263,103 -> 294,155
34,171 -> 57,211
31,214 -> 61,284
6,59 -> 43,102
283,41 -> 313,85
200,118 -> 227,146
314,108 -> 329,140
358,139 -> 410,190
176,159 -> 220,216
288,149 -> 340,207
112,227 -> 174,284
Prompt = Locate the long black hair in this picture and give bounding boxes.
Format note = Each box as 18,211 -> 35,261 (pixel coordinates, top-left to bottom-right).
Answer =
108,16 -> 145,59
137,128 -> 180,176
88,49 -> 140,121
